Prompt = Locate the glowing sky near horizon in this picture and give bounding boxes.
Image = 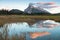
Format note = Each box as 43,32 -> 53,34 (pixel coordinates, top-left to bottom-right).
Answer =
0,0 -> 60,11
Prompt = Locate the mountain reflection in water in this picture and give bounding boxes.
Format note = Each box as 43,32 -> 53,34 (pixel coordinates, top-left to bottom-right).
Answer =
0,20 -> 60,40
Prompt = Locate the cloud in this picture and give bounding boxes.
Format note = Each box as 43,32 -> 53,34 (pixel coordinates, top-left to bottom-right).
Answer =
37,2 -> 55,5
36,2 -> 58,8
43,2 -> 55,5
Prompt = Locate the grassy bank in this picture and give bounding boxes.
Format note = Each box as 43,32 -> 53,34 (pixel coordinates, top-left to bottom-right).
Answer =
0,15 -> 60,26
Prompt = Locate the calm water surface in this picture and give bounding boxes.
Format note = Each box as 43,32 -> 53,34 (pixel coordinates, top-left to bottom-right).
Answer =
0,20 -> 60,40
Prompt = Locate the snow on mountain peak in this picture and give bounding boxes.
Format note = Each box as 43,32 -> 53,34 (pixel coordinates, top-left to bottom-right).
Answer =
24,2 -> 60,14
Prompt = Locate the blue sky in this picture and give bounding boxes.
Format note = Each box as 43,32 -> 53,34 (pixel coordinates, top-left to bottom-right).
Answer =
0,0 -> 60,11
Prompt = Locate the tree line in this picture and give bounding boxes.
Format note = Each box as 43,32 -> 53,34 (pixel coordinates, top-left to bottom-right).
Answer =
0,9 -> 24,15
0,9 -> 60,15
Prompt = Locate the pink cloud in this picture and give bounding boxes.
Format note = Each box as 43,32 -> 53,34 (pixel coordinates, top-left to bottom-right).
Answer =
45,2 -> 55,5
36,2 -> 59,8
37,2 -> 55,5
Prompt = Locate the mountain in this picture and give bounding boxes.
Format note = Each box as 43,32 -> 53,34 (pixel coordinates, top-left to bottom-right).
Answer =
9,9 -> 23,14
24,2 -> 60,14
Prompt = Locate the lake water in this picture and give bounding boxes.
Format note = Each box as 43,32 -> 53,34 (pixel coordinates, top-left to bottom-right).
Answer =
0,20 -> 60,40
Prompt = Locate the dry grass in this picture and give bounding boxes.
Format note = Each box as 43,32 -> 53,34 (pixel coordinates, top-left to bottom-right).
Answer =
0,15 -> 60,26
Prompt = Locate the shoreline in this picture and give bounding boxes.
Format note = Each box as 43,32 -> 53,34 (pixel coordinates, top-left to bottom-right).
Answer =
0,15 -> 60,26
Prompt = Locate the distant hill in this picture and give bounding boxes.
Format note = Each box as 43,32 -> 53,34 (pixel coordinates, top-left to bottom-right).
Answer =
9,9 -> 24,15
0,9 -> 24,15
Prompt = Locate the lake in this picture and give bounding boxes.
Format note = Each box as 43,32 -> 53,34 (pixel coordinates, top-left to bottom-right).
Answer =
0,20 -> 60,40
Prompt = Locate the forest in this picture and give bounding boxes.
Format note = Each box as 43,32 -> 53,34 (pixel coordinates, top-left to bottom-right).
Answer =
0,9 -> 60,15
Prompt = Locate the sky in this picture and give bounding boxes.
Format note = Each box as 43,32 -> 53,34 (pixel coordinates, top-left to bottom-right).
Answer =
0,0 -> 60,11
